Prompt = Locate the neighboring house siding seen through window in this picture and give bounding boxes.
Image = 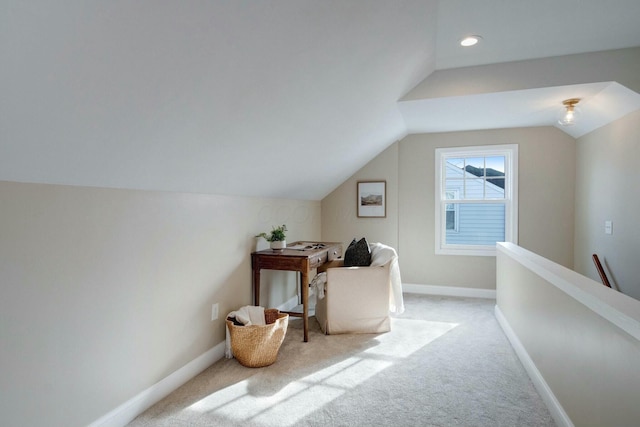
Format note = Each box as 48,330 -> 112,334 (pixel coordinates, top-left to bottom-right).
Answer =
435,144 -> 518,256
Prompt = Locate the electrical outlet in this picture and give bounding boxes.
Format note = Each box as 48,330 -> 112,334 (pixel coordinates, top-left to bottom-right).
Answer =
211,303 -> 219,321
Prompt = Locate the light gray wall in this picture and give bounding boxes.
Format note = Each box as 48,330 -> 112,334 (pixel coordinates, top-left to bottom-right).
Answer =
497,243 -> 640,427
0,181 -> 320,427
321,143 -> 399,250
397,127 -> 575,289
574,109 -> 640,300
322,126 -> 575,290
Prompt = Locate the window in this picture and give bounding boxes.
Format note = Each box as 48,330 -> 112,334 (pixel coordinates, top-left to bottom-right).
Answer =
435,144 -> 518,256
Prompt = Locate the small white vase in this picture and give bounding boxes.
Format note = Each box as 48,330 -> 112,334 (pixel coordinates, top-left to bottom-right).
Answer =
270,240 -> 286,250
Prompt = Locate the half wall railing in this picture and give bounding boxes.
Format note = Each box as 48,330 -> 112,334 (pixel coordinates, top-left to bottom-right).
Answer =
495,242 -> 640,427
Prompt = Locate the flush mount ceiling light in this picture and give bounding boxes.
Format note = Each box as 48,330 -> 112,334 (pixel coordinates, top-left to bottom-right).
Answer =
460,35 -> 482,47
558,98 -> 582,126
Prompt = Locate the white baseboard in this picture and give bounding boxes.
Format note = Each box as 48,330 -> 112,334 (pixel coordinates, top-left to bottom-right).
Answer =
403,283 -> 496,299
494,305 -> 574,427
89,341 -> 226,427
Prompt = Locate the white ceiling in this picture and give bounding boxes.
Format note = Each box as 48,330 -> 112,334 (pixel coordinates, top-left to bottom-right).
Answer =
435,0 -> 640,70
399,82 -> 640,139
2,0 -> 640,200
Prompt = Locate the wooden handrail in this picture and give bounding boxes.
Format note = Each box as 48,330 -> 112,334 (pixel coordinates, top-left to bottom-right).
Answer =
592,254 -> 612,288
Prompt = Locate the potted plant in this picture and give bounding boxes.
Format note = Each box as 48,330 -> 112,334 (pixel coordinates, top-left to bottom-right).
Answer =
256,225 -> 288,250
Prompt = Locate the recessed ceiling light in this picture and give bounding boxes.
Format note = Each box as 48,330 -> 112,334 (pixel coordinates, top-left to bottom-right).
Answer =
460,35 -> 482,47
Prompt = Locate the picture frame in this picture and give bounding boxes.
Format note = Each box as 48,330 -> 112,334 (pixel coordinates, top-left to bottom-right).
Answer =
357,180 -> 386,218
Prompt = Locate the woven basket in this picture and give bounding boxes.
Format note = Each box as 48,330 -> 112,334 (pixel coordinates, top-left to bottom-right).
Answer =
226,309 -> 289,368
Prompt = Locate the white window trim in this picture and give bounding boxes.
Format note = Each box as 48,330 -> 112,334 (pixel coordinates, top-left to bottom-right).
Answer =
435,144 -> 518,256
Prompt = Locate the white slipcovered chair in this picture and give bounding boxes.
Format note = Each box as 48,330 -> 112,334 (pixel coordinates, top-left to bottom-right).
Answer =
314,242 -> 404,335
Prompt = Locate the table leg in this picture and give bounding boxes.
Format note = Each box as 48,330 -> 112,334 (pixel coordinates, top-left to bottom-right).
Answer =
253,268 -> 261,306
301,269 -> 309,342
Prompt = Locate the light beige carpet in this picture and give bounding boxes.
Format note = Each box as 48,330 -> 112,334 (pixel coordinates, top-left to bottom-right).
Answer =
127,294 -> 556,427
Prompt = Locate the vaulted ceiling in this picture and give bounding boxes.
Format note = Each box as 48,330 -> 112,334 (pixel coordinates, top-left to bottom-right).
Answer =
2,1 -> 640,200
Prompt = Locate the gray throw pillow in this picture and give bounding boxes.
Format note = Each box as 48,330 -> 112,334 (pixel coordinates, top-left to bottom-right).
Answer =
343,238 -> 371,267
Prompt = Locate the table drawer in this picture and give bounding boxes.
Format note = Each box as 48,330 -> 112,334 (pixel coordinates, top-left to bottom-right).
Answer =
328,245 -> 342,261
310,251 -> 328,268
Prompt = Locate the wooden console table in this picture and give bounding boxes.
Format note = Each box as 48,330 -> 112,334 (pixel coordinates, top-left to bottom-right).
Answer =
251,241 -> 343,341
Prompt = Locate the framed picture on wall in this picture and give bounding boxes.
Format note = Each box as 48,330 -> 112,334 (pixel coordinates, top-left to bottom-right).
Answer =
357,180 -> 386,218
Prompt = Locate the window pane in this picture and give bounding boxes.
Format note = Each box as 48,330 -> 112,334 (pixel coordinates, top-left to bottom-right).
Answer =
464,157 -> 485,177
445,161 -> 465,185
446,210 -> 456,230
487,175 -> 505,185
446,158 -> 465,172
486,177 -> 505,197
485,156 -> 505,173
465,176 -> 485,199
485,155 -> 506,195
445,203 -> 505,245
444,178 -> 464,199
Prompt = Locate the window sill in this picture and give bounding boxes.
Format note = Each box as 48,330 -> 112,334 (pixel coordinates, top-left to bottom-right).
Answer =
436,247 -> 497,257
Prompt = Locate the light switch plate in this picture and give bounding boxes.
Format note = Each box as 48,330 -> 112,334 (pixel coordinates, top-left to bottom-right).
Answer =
605,220 -> 613,235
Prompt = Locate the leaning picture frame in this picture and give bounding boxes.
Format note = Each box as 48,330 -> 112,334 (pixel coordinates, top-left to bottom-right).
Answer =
357,180 -> 386,218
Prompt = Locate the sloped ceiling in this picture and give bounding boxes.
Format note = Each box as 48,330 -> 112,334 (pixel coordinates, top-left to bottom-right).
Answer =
399,77 -> 640,139
1,0 -> 639,200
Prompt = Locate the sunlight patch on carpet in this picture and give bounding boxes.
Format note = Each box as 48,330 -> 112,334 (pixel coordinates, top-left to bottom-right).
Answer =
365,318 -> 458,357
186,357 -> 391,425
186,318 -> 457,426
